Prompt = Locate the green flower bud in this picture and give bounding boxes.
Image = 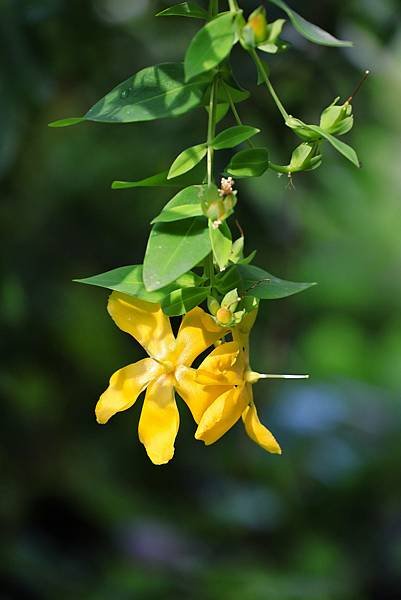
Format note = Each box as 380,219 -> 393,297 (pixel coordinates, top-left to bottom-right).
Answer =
288,142 -> 322,173
319,97 -> 353,136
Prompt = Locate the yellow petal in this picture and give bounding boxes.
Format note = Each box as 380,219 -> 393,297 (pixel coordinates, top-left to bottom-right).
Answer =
195,385 -> 249,445
197,341 -> 243,385
175,365 -> 231,423
175,307 -> 225,366
138,375 -> 179,465
107,292 -> 175,360
242,403 -> 282,455
96,358 -> 162,424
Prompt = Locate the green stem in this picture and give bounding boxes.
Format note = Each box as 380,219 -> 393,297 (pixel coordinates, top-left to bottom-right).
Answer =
251,49 -> 289,121
222,81 -> 255,148
228,0 -> 239,12
209,0 -> 219,18
207,77 -> 218,186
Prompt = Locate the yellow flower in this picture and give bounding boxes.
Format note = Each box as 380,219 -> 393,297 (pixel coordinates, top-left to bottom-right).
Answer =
96,292 -> 224,465
179,311 -> 308,454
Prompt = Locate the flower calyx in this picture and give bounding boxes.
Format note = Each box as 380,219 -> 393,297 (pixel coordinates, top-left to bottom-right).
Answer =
208,288 -> 245,327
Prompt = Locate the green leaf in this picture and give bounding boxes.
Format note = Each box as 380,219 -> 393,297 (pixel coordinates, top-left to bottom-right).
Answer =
226,148 -> 269,178
217,264 -> 316,299
112,164 -> 206,189
268,0 -> 352,47
74,264 -> 200,303
306,125 -> 360,167
217,81 -> 250,104
184,12 -> 236,81
167,143 -> 207,179
157,2 -> 208,19
212,125 -> 260,150
143,218 -> 211,291
162,287 -> 209,316
48,117 -> 85,128
151,185 -> 206,223
209,220 -> 232,271
85,63 -> 209,123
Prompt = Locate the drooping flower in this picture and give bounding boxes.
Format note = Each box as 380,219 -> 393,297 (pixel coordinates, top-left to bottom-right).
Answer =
96,292 -> 224,465
178,310 -> 308,454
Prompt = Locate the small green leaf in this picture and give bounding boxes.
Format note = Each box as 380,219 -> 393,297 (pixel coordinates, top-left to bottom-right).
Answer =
226,148 -> 269,178
48,117 -> 85,128
307,125 -> 360,167
217,264 -> 316,299
157,2 -> 208,19
209,220 -> 232,271
268,0 -> 352,47
85,63 -> 210,123
74,264 -> 200,303
168,143 -> 207,179
112,164 -> 206,189
151,185 -> 206,223
184,12 -> 236,81
213,103 -> 230,124
217,81 -> 250,104
162,287 -> 209,316
143,218 -> 211,291
212,125 -> 260,150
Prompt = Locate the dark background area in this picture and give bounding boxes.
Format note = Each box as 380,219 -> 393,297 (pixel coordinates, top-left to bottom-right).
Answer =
1,1 -> 401,598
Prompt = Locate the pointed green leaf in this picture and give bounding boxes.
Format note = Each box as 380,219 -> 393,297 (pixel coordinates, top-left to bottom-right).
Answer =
307,125 -> 360,167
209,220 -> 232,271
268,0 -> 352,47
212,125 -> 260,150
152,185 -> 206,223
48,117 -> 85,128
157,2 -> 208,19
112,164 -> 206,189
226,148 -> 269,178
217,264 -> 316,299
74,264 -> 200,303
143,218 -> 211,291
167,143 -> 207,179
85,63 -> 209,123
162,287 -> 209,316
184,12 -> 236,81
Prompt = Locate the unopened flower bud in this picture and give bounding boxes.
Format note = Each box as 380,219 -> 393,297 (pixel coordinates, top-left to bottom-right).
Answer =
216,307 -> 233,325
247,6 -> 268,44
319,97 -> 353,136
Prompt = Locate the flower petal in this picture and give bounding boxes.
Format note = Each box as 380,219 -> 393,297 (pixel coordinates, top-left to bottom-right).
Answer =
175,365 -> 231,423
108,292 -> 175,360
96,358 -> 162,424
242,403 -> 282,455
195,384 -> 249,445
196,341 -> 243,385
138,375 -> 179,465
175,307 -> 225,366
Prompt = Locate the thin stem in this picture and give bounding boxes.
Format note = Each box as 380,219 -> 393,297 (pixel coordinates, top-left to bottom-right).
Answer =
228,0 -> 239,12
209,0 -> 219,18
223,81 -> 255,148
207,77 -> 218,186
251,49 -> 289,121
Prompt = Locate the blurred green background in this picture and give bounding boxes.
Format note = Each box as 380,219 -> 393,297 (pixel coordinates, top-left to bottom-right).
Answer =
1,1 -> 401,598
